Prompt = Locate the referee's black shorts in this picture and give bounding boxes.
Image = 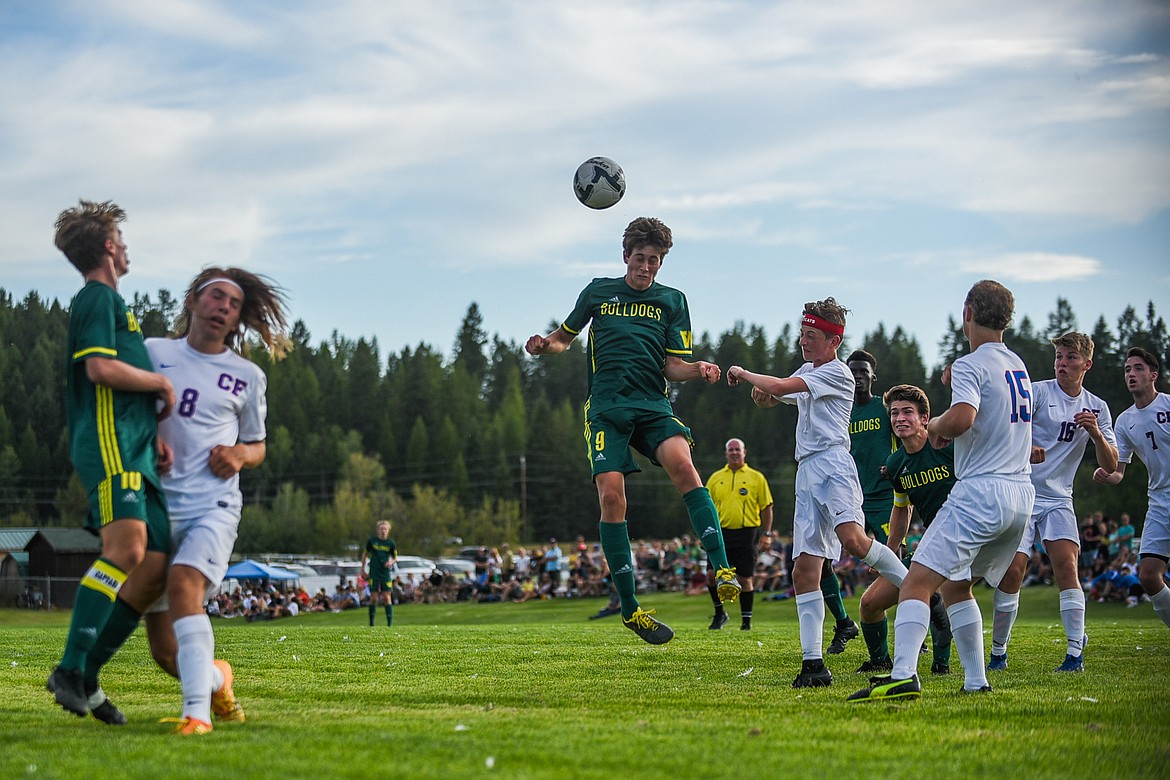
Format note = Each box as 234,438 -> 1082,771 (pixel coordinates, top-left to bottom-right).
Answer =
715,526 -> 760,576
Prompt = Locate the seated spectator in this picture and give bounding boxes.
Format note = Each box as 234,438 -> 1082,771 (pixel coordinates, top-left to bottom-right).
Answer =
684,568 -> 709,596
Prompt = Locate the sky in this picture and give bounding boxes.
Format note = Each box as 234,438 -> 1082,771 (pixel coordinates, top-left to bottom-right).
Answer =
2,1 -> 1167,369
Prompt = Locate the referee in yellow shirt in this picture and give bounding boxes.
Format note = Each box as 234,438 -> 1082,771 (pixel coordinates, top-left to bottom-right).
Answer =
706,438 -> 774,630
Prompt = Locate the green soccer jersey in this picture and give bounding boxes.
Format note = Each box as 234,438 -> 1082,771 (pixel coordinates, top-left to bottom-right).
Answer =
884,441 -> 956,527
365,537 -> 397,580
850,395 -> 896,509
66,281 -> 161,491
561,277 -> 692,417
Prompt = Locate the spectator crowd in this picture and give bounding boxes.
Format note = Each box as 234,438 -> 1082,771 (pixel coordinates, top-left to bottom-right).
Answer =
205,512 -> 1162,620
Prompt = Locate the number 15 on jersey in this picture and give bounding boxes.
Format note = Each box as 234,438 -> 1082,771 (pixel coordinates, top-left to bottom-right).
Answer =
1005,370 -> 1032,423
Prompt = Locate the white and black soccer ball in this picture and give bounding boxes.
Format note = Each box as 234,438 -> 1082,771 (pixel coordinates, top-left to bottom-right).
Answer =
573,157 -> 626,210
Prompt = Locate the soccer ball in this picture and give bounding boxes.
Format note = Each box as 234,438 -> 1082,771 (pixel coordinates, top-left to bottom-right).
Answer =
573,157 -> 626,209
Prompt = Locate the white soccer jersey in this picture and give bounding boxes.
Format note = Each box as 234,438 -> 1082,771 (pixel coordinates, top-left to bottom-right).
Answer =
1029,379 -> 1116,503
948,342 -> 1032,480
147,337 -> 267,520
1115,392 -> 1170,515
780,360 -> 853,462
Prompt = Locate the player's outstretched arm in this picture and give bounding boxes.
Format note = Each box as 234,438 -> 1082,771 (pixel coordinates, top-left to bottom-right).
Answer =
525,328 -> 574,356
664,356 -> 720,384
726,365 -> 807,397
1093,462 -> 1126,486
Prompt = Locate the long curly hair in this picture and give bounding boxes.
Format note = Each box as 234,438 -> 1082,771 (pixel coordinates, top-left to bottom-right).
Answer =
175,267 -> 290,358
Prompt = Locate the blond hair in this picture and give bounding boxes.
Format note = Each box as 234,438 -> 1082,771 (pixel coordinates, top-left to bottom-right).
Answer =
1050,332 -> 1094,361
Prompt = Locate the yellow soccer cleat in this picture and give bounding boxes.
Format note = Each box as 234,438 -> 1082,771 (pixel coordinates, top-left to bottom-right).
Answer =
162,717 -> 213,735
714,567 -> 741,603
211,659 -> 246,723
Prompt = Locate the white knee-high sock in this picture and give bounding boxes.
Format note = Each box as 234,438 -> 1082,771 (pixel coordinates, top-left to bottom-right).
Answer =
174,614 -> 215,724
862,542 -> 907,588
947,599 -> 988,691
1059,588 -> 1086,656
1151,586 -> 1170,631
990,589 -> 1019,654
891,599 -> 930,680
795,591 -> 825,660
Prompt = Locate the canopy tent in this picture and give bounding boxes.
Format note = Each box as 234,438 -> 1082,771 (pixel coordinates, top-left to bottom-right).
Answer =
224,559 -> 299,581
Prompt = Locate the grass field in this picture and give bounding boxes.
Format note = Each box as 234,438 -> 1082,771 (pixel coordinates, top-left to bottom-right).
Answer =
2,587 -> 1167,780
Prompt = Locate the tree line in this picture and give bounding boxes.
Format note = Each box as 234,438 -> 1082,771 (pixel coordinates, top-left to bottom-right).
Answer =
0,288 -> 1165,556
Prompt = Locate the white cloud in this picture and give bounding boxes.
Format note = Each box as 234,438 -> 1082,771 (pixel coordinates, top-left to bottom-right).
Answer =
960,253 -> 1102,282
0,0 -> 1165,368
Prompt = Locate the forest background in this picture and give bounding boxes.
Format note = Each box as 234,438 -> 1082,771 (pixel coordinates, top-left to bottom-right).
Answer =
1,287 -> 1165,557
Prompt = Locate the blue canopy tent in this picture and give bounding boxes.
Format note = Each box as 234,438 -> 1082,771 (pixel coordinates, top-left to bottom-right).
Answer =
224,559 -> 299,581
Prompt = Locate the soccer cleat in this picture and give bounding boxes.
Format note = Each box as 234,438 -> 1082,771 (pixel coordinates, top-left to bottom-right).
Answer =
211,659 -> 246,722
623,608 -> 674,645
47,666 -> 88,717
163,717 -> 213,735
827,620 -> 859,655
987,652 -> 1008,671
930,661 -> 950,676
961,684 -> 993,694
855,657 -> 893,674
88,688 -> 127,725
709,610 -> 729,630
792,660 -> 833,688
1056,653 -> 1084,673
847,674 -> 922,703
714,568 -> 741,603
740,619 -> 751,631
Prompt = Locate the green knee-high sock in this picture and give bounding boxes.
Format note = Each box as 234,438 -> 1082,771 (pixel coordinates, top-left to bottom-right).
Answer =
83,597 -> 142,690
384,603 -> 393,626
61,558 -> 127,671
600,521 -> 639,619
861,619 -> 890,662
683,488 -> 730,571
820,561 -> 850,622
368,603 -> 376,626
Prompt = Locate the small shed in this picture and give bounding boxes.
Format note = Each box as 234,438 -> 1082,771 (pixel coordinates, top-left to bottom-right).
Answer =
26,528 -> 102,578
0,527 -> 37,604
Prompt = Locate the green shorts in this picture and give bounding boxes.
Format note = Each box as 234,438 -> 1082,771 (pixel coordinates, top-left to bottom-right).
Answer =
584,407 -> 693,478
84,471 -> 170,554
370,578 -> 392,593
862,499 -> 893,544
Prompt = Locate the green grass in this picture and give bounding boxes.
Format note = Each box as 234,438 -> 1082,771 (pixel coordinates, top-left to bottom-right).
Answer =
2,588 -> 1167,780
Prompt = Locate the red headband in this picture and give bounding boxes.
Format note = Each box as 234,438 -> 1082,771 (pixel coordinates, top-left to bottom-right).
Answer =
802,313 -> 844,336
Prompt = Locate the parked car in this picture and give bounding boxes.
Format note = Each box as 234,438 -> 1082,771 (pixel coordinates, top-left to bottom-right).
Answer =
394,555 -> 437,579
435,557 -> 476,577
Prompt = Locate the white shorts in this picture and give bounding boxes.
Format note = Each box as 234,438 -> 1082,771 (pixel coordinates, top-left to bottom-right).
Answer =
148,507 -> 241,613
792,449 -> 865,560
913,476 -> 1033,588
1016,499 -> 1078,555
1139,508 -> 1170,559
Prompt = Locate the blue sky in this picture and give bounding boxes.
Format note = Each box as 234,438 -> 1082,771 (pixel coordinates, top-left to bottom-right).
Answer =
2,1 -> 1167,368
